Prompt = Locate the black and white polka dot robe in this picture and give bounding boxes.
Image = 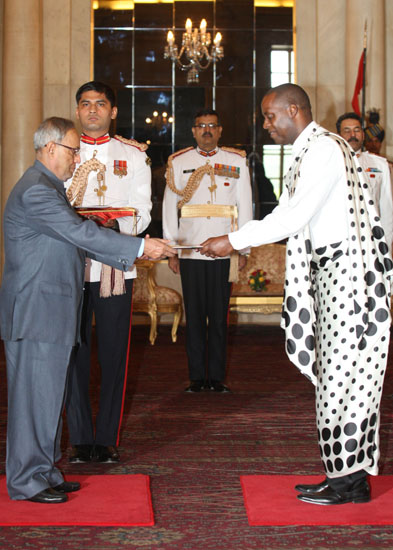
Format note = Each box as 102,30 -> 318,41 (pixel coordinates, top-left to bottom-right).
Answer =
281,129 -> 393,478
228,122 -> 392,479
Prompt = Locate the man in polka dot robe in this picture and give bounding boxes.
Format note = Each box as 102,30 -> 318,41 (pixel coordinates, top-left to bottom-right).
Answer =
200,83 -> 393,506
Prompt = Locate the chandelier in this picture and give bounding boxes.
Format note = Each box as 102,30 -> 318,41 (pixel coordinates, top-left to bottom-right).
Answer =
145,111 -> 173,131
164,19 -> 224,84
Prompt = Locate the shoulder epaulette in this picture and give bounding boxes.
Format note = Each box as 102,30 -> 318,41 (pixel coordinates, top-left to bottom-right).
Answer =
220,146 -> 247,158
114,135 -> 148,152
168,147 -> 194,162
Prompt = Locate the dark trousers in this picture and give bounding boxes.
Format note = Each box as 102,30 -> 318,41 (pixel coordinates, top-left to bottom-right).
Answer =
66,279 -> 133,446
5,339 -> 72,499
180,258 -> 231,383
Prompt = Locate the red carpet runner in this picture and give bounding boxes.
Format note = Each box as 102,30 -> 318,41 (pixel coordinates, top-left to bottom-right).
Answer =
241,475 -> 393,526
0,475 -> 154,526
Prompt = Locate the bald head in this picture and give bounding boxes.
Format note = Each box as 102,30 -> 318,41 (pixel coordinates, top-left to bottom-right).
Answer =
268,84 -> 312,114
261,84 -> 313,145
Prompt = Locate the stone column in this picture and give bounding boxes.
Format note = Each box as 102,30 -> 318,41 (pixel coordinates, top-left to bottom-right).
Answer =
315,0 -> 346,130
293,0 -> 317,109
42,0 -> 92,122
1,0 -> 42,270
384,0 -> 392,160
1,0 -> 42,199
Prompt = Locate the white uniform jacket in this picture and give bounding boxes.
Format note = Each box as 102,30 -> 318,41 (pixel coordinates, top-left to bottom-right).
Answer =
357,150 -> 393,256
65,134 -> 152,281
163,146 -> 253,260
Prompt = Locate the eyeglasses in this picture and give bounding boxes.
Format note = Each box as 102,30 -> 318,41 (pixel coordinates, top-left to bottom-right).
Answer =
193,123 -> 221,129
54,142 -> 81,155
341,127 -> 363,135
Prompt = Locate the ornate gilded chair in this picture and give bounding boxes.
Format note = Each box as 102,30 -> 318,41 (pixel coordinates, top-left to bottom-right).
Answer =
132,260 -> 183,345
230,243 -> 286,315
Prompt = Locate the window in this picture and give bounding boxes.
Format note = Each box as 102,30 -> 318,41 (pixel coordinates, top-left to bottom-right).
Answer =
260,44 -> 294,207
270,46 -> 294,87
262,145 -> 292,198
93,1 -> 293,231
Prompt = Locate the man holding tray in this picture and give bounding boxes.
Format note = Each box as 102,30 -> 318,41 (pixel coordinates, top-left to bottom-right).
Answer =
163,109 -> 252,393
65,81 -> 152,464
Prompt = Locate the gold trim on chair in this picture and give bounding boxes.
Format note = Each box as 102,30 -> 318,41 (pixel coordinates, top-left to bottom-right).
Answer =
230,243 -> 286,317
132,260 -> 158,345
133,260 -> 183,345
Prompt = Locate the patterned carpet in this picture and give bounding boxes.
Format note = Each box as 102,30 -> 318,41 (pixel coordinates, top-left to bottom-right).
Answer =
1,324 -> 393,549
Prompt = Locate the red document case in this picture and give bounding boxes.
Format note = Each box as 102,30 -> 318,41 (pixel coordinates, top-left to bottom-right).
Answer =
75,206 -> 137,224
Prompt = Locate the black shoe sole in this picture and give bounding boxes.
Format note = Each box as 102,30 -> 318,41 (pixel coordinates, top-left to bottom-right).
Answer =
297,494 -> 371,505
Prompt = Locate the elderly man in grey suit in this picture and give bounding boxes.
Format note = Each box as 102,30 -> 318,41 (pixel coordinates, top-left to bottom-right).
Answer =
0,117 -> 175,503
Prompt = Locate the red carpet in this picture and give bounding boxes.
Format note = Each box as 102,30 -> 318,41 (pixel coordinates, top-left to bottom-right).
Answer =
241,475 -> 393,526
0,475 -> 154,526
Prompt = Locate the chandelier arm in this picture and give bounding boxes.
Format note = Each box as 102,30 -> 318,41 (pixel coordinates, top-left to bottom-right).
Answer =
194,58 -> 213,71
174,58 -> 195,71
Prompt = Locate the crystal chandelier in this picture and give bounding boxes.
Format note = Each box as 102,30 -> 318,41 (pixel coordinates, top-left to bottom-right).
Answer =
145,111 -> 173,131
164,19 -> 224,84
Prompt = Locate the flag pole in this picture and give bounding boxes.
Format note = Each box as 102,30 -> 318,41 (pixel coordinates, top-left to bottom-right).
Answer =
361,21 -> 367,128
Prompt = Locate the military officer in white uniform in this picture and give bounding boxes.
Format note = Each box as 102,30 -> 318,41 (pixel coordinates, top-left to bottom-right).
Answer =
65,81 -> 152,463
163,108 -> 252,392
336,112 -> 393,255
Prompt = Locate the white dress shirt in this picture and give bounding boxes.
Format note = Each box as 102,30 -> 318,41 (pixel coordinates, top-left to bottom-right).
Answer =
229,122 -> 350,251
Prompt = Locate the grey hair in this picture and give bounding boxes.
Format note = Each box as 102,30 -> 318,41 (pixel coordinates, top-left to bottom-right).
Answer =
33,117 -> 75,151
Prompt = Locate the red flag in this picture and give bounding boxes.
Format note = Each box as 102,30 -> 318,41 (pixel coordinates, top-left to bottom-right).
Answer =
351,51 -> 364,115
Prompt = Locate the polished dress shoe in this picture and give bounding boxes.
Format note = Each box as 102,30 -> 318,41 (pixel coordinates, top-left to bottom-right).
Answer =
208,380 -> 230,393
184,380 -> 205,393
92,444 -> 120,463
53,481 -> 81,493
27,488 -> 68,504
297,481 -> 370,505
69,444 -> 93,463
295,478 -> 329,494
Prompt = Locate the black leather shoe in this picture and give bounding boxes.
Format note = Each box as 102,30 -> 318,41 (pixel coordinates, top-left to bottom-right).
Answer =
27,488 -> 68,504
295,478 -> 329,494
297,481 -> 370,505
208,381 -> 230,393
184,381 -> 205,393
69,444 -> 93,463
53,481 -> 81,493
92,444 -> 120,463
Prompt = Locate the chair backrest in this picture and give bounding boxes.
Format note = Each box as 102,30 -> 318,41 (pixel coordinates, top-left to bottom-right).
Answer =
133,260 -> 156,302
232,243 -> 286,293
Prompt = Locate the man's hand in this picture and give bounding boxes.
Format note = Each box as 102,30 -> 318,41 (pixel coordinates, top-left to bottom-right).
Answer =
142,237 -> 176,260
102,218 -> 118,229
87,215 -> 118,230
199,235 -> 234,258
168,255 -> 180,274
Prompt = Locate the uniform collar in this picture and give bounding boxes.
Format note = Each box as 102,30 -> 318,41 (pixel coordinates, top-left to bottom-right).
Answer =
80,133 -> 110,146
197,146 -> 219,157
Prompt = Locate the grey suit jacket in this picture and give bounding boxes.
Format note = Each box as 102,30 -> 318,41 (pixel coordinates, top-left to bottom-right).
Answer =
0,160 -> 142,346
